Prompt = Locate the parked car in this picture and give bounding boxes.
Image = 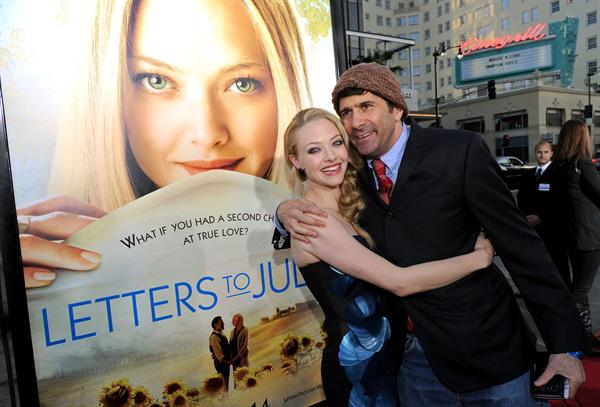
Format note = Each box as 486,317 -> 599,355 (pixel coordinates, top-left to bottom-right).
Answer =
495,156 -> 535,190
592,152 -> 600,172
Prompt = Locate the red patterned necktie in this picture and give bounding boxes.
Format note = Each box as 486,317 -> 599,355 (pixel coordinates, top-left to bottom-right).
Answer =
372,158 -> 394,205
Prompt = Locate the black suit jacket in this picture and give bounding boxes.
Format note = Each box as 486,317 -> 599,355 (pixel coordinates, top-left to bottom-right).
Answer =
357,119 -> 584,392
517,162 -> 568,241
560,157 -> 600,250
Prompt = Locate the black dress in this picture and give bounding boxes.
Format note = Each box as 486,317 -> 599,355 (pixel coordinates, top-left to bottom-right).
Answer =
299,236 -> 400,406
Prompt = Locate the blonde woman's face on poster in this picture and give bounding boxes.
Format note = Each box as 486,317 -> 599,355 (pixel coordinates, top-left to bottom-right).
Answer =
124,0 -> 278,187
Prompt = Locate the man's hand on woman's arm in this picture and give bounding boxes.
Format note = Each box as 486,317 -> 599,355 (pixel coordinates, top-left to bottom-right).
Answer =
276,198 -> 327,244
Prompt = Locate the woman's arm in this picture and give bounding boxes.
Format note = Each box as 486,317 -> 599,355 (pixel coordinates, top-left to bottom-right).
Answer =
300,215 -> 493,297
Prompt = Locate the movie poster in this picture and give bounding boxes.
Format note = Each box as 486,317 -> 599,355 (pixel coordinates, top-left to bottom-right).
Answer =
0,1 -> 337,405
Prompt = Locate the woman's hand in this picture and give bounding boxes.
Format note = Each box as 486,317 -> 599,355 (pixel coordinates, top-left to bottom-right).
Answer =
17,195 -> 106,288
474,232 -> 495,269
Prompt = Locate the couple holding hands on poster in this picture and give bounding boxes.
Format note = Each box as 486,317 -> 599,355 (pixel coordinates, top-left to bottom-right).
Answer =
14,0 -> 585,406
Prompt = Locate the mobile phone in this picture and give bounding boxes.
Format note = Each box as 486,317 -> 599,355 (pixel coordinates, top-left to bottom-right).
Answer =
531,352 -> 569,400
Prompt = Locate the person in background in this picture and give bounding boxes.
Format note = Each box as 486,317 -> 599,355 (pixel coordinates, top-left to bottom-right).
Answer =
556,119 -> 600,356
209,316 -> 231,390
275,63 -> 586,405
285,107 -> 494,406
230,313 -> 249,373
517,140 -> 571,287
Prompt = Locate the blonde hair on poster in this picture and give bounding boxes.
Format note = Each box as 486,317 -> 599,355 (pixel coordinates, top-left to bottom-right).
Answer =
49,0 -> 311,211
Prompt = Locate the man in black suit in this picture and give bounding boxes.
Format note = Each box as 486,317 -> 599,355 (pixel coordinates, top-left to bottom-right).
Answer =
517,141 -> 570,287
274,63 -> 585,405
209,316 -> 231,390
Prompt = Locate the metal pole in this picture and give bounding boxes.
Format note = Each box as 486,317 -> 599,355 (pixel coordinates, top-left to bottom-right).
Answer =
434,52 -> 439,127
590,71 -> 592,108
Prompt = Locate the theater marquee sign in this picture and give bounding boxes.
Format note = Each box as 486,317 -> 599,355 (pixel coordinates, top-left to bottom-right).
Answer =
454,17 -> 579,87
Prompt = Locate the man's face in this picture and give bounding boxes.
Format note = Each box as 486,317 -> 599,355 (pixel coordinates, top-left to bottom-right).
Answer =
216,318 -> 224,332
337,92 -> 403,158
536,143 -> 553,165
232,315 -> 240,327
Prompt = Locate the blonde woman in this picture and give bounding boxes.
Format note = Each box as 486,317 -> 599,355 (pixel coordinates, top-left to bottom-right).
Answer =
17,0 -> 311,287
284,108 -> 494,406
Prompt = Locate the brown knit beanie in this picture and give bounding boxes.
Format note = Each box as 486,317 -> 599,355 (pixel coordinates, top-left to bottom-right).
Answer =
332,63 -> 408,120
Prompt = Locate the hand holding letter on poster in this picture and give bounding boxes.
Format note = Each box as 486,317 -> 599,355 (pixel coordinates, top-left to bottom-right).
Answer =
17,195 -> 105,287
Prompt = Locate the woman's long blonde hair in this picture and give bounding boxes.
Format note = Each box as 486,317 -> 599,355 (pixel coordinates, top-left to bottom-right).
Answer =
49,0 -> 311,211
284,108 -> 374,247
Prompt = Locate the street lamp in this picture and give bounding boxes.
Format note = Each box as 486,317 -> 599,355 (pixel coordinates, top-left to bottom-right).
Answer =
586,68 -> 598,120
432,43 -> 463,127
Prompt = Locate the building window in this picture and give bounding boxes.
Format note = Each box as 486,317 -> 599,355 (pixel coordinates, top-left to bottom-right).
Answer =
365,12 -> 370,21
426,81 -> 432,90
531,7 -> 539,22
522,10 -> 529,24
571,109 -> 585,121
438,24 -> 443,34
397,17 -> 407,26
409,15 -> 419,25
589,60 -> 598,74
424,11 -> 430,23
447,76 -> 452,85
441,78 -> 445,87
445,2 -> 450,13
377,15 -> 383,26
458,0 -> 465,6
550,0 -> 559,13
445,21 -> 450,31
495,111 -> 528,131
413,48 -> 421,59
483,4 -> 490,17
459,15 -> 466,26
502,0 -> 510,10
438,5 -> 442,16
446,39 -> 451,48
425,29 -> 431,40
425,46 -> 431,56
594,111 -> 600,126
588,11 -> 598,25
414,82 -> 422,92
386,17 -> 391,26
502,18 -> 510,31
447,57 -> 451,67
588,36 -> 598,50
385,0 -> 391,10
546,108 -> 565,127
426,63 -> 432,73
376,0 -> 382,6
408,32 -> 420,42
414,65 -> 422,76
458,117 -> 485,134
400,50 -> 408,60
